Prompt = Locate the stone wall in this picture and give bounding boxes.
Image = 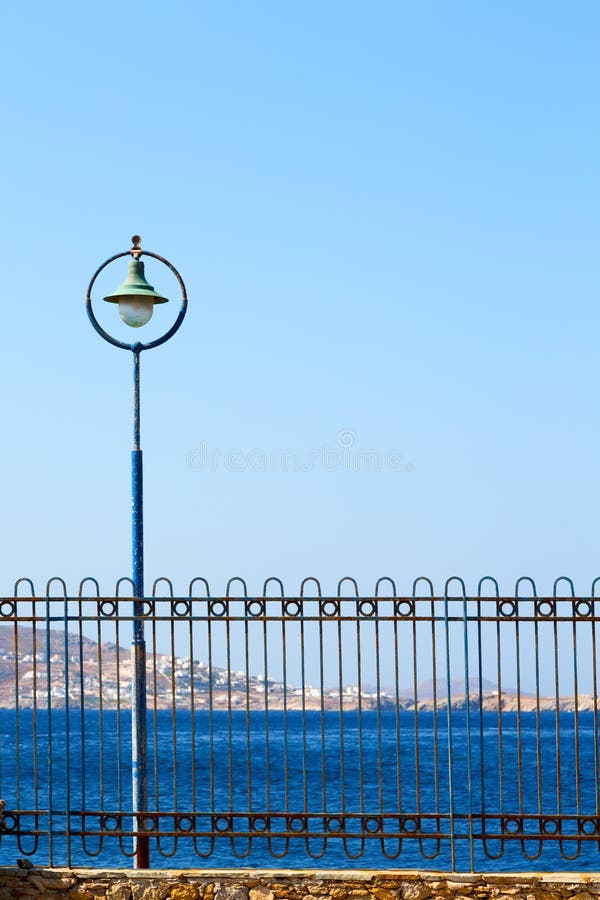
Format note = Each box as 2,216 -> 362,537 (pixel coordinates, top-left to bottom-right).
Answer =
1,868 -> 600,900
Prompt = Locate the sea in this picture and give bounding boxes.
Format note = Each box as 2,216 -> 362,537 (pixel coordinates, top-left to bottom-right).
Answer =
1,708 -> 599,872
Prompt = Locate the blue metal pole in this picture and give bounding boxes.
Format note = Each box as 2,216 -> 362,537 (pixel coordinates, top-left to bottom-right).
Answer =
131,349 -> 149,868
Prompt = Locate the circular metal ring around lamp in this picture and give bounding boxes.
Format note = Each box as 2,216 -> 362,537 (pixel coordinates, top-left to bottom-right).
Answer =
86,243 -> 188,352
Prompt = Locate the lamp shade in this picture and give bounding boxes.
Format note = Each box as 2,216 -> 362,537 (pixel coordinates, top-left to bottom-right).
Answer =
103,258 -> 169,328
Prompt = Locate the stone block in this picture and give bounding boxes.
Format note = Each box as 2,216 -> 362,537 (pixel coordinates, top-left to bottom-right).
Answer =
213,886 -> 248,900
107,885 -> 132,900
400,884 -> 432,900
32,874 -> 79,892
271,888 -> 301,900
170,887 -> 200,900
131,884 -> 171,900
370,887 -> 399,900
249,888 -> 274,900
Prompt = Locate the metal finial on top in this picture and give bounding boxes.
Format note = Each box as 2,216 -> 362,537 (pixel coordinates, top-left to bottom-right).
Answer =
130,235 -> 142,258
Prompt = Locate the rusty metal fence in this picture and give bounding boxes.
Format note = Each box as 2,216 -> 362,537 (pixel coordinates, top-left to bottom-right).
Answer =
1,576 -> 600,871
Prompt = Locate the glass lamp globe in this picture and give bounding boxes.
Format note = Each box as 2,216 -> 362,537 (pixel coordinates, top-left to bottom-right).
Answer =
118,296 -> 155,328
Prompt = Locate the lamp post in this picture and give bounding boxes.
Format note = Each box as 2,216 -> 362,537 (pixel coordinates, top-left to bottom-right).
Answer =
86,236 -> 188,868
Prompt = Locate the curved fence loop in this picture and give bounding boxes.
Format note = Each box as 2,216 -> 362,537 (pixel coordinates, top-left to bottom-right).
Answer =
226,577 -> 248,597
342,834 -> 365,860
375,577 -> 396,596
300,576 -> 322,597
262,577 -> 285,597
443,576 -> 467,597
412,576 -> 434,597
337,576 -> 359,597
520,838 -> 543,862
419,836 -> 442,861
266,826 -> 290,860
78,577 -> 101,598
480,834 -> 505,862
380,836 -> 403,860
14,578 -> 35,597
230,835 -> 253,859
477,576 -> 500,597
151,577 -> 174,597
45,576 -> 68,598
559,836 -> 582,862
115,577 -> 136,596
515,576 -> 538,597
553,576 -> 575,597
192,834 -> 216,859
188,577 -> 210,598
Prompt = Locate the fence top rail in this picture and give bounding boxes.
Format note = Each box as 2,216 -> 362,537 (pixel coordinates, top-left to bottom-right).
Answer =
2,592 -> 600,624
6,574 -> 600,598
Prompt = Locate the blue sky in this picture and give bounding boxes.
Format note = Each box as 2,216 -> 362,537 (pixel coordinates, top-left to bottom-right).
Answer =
0,1 -> 598,597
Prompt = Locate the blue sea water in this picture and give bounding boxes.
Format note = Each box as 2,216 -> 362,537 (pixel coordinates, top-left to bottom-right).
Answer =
1,709 -> 599,872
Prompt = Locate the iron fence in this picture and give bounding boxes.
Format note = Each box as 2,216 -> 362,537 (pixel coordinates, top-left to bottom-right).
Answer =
1,576 -> 600,871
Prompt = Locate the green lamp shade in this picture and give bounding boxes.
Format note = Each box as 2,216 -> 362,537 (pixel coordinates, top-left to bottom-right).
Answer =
103,258 -> 169,328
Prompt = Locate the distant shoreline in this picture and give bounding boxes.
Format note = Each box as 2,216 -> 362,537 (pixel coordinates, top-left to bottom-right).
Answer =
0,695 -> 596,712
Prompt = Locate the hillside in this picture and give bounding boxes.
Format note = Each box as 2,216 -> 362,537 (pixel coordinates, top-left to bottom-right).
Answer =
0,626 -> 593,712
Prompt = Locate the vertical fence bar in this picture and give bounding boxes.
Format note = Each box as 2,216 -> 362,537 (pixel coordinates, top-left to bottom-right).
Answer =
317,591 -> 328,855
462,593 -> 474,872
262,601 -> 271,855
207,592 -> 216,851
76,586 -> 88,861
44,592 -> 54,866
592,583 -> 600,820
168,586 -> 179,853
12,597 -> 21,844
63,592 -> 72,866
411,595 -> 421,842
552,603 -> 562,837
514,584 -> 524,848
475,582 -> 487,863
495,594 -> 505,834
556,578 -> 578,861
533,588 -> 543,836
298,583 -> 309,855
31,589 -> 40,859
572,596 -> 582,857
114,582 -> 127,859
277,588 -> 290,826
96,588 -> 107,861
412,577 -> 440,862
392,590 -> 403,852
149,592 -> 160,853
243,597 -> 253,834
225,598 -> 237,854
478,577 -> 501,862
186,592 -> 197,851
444,593 -> 456,871
374,601 -> 383,830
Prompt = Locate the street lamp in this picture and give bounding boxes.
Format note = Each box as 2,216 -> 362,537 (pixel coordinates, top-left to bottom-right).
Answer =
86,235 -> 188,868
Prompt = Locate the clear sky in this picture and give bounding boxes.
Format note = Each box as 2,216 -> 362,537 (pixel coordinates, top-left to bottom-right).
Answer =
0,1 -> 598,599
